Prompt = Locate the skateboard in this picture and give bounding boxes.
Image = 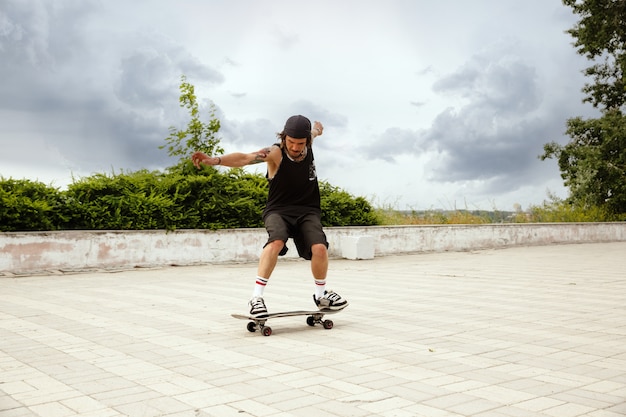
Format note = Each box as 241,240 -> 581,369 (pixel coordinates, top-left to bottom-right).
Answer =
231,309 -> 339,336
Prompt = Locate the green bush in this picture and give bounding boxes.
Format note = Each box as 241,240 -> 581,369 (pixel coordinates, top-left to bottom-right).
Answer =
320,182 -> 379,226
180,164 -> 267,229
0,178 -> 66,231
2,164 -> 378,231
63,166 -> 268,230
65,171 -> 179,230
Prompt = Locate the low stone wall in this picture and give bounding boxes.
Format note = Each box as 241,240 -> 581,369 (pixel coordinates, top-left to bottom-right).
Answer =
1,223 -> 624,275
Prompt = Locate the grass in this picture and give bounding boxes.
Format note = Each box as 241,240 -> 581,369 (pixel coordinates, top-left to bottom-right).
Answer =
375,208 -> 495,225
373,196 -> 623,225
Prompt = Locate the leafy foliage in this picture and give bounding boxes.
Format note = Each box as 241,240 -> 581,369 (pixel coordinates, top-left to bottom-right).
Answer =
563,0 -> 626,110
541,1 -> 626,217
319,182 -> 380,226
1,169 -> 378,231
65,170 -> 181,230
542,109 -> 626,214
63,167 -> 268,231
0,178 -> 65,231
160,75 -> 223,162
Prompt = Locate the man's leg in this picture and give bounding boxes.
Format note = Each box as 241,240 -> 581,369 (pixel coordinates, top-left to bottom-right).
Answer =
309,237 -> 348,311
252,240 -> 286,299
295,215 -> 330,300
249,241 -> 283,317
310,243 -> 328,279
251,242 -> 280,300
257,240 -> 285,283
310,243 -> 329,298
249,214 -> 290,317
254,214 -> 290,297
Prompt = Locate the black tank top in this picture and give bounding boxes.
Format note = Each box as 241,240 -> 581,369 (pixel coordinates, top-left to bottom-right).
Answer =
263,145 -> 321,219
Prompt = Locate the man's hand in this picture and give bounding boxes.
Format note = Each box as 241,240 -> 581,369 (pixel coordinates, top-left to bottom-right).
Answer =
191,151 -> 220,168
312,121 -> 324,137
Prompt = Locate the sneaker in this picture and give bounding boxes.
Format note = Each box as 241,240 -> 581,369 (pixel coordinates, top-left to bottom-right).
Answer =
314,290 -> 348,311
249,296 -> 268,318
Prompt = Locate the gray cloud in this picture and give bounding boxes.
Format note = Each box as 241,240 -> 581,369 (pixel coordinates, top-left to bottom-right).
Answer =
270,27 -> 300,50
361,48 -> 573,195
433,54 -> 540,115
218,101 -> 349,153
219,118 -> 276,149
1,0 -> 225,174
424,52 -> 555,186
115,41 -> 223,109
365,128 -> 424,163
425,109 -> 551,182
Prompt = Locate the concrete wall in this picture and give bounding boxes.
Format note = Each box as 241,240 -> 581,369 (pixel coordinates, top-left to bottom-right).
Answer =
1,223 -> 625,275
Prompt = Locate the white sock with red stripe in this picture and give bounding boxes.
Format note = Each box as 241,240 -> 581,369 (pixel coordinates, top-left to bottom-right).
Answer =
253,276 -> 268,298
314,279 -> 326,299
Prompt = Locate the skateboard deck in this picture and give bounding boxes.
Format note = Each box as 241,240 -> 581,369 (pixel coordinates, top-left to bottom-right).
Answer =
231,309 -> 340,336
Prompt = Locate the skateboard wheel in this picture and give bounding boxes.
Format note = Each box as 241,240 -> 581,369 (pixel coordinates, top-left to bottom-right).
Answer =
262,326 -> 272,336
306,316 -> 316,327
323,319 -> 334,330
247,322 -> 256,333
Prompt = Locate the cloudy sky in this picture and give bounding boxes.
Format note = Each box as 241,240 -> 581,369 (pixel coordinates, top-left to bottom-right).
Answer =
1,0 -> 597,211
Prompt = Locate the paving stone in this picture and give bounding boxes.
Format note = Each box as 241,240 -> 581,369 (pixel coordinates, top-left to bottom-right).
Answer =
0,242 -> 625,417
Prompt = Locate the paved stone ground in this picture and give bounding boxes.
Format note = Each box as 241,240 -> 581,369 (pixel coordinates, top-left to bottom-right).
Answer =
1,242 -> 625,417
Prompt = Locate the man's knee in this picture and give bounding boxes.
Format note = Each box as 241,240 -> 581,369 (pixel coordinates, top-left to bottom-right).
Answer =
311,243 -> 328,258
264,239 -> 286,255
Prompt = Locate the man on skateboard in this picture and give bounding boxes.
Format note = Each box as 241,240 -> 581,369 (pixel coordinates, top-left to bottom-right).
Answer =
192,115 -> 348,318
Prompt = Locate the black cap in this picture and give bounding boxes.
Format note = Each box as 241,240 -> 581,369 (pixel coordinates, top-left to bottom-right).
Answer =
284,115 -> 311,139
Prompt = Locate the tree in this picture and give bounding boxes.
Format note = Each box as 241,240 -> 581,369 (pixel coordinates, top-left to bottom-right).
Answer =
161,75 -> 224,163
543,109 -> 626,214
562,0 -> 626,110
541,0 -> 626,216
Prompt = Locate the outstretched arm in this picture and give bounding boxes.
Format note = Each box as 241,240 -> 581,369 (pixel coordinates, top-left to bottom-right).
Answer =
191,146 -> 277,169
311,121 -> 324,144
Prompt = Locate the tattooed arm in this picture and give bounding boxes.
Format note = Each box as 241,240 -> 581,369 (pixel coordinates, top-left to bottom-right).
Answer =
191,145 -> 280,169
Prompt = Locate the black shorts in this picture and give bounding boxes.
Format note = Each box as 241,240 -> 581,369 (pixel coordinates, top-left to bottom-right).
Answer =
263,212 -> 328,260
